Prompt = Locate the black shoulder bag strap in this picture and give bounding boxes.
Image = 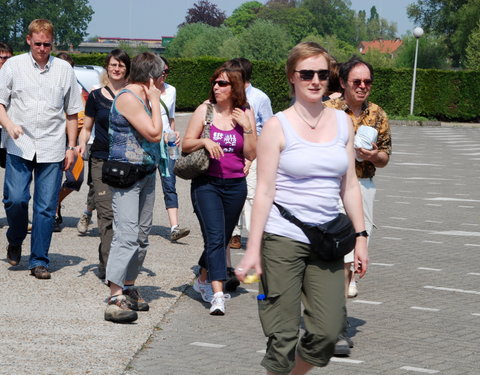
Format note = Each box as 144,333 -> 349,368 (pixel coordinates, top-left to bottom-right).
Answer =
104,85 -> 116,100
160,98 -> 170,120
272,201 -> 310,231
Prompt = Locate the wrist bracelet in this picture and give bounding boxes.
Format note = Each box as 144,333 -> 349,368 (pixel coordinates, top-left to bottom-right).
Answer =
244,129 -> 253,134
66,146 -> 76,151
355,230 -> 369,238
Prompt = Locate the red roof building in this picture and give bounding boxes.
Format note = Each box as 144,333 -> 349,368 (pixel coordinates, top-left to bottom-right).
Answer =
358,38 -> 403,57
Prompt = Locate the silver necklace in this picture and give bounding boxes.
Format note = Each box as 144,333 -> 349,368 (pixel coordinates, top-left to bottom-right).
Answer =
293,104 -> 325,130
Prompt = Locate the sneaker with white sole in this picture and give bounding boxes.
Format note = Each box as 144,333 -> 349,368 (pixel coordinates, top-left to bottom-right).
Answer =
209,292 -> 231,315
104,295 -> 138,323
193,277 -> 214,303
348,281 -> 358,298
170,226 -> 190,242
77,213 -> 92,234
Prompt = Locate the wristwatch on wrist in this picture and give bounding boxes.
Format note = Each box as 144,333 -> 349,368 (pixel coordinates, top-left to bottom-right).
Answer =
355,230 -> 369,238
66,146 -> 76,151
243,128 -> 253,134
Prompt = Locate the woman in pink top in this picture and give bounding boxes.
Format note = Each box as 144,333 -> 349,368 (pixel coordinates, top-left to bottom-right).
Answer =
235,42 -> 368,374
182,65 -> 256,315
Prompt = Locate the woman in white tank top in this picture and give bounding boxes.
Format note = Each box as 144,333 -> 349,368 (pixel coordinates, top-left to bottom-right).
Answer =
235,42 -> 368,375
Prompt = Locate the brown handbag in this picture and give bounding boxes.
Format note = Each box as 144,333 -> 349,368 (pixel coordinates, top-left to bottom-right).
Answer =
173,103 -> 213,180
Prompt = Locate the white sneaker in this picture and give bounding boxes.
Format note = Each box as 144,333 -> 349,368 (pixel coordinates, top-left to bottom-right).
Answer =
348,281 -> 358,298
77,213 -> 92,234
193,277 -> 214,303
209,292 -> 231,315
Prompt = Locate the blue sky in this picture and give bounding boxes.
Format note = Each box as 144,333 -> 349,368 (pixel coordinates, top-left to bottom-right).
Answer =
86,0 -> 416,40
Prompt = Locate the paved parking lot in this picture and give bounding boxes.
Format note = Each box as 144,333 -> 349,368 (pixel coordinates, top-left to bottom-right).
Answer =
127,125 -> 480,375
1,121 -> 479,375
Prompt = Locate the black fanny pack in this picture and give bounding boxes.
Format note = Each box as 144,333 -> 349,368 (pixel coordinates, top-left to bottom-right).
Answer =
273,202 -> 356,261
102,160 -> 155,188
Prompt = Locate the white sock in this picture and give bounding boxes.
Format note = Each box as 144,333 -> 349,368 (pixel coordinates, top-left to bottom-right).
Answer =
171,225 -> 178,232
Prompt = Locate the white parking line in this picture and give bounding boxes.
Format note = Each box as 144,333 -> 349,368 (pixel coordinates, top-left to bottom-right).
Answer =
465,244 -> 480,247
425,203 -> 442,207
352,300 -> 383,305
189,342 -> 225,348
330,357 -> 364,364
395,201 -> 411,204
424,285 -> 480,295
410,306 -> 440,312
418,267 -> 442,272
400,366 -> 439,374
458,205 -> 475,208
390,217 -> 407,220
256,349 -> 266,354
371,262 -> 394,267
472,313 -> 480,317
382,237 -> 402,240
423,240 -> 443,244
467,272 -> 480,276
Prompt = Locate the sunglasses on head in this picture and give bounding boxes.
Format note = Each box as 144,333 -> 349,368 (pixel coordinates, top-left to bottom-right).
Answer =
212,80 -> 231,87
295,69 -> 329,81
350,79 -> 373,87
33,42 -> 52,48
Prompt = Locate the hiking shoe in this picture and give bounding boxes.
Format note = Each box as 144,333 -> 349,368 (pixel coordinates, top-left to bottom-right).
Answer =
104,295 -> 138,323
30,266 -> 51,280
334,335 -> 351,356
229,235 -> 242,249
170,226 -> 190,242
348,281 -> 358,298
123,287 -> 149,311
53,215 -> 63,233
193,277 -> 214,303
225,267 -> 240,292
77,213 -> 92,234
209,292 -> 231,315
6,244 -> 22,266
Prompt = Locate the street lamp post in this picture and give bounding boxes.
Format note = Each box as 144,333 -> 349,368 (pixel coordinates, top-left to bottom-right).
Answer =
410,27 -> 424,116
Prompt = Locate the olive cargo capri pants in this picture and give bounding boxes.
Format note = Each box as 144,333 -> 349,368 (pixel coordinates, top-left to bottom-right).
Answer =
258,232 -> 345,374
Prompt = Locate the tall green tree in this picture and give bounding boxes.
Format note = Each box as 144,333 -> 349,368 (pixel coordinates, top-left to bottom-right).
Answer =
394,35 -> 449,69
301,33 -> 356,62
299,0 -> 356,44
223,1 -> 264,34
407,0 -> 480,66
465,21 -> 480,70
0,0 -> 93,51
257,3 -> 317,43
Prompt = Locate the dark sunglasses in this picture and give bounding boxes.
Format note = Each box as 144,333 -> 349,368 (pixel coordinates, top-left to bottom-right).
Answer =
212,80 -> 231,87
33,42 -> 52,48
295,69 -> 329,81
162,69 -> 170,75
350,79 -> 373,87
0,56 -> 11,61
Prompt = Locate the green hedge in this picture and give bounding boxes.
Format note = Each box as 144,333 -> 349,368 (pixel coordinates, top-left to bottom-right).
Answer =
71,53 -> 480,121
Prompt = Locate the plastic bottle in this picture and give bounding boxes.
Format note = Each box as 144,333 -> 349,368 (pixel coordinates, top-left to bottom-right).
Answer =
167,130 -> 179,160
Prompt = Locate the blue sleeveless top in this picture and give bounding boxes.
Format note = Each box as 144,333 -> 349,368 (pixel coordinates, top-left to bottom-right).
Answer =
108,89 -> 160,169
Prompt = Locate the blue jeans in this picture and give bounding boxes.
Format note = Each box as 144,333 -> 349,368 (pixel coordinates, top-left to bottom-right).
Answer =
159,158 -> 178,209
191,175 -> 247,282
3,154 -> 63,269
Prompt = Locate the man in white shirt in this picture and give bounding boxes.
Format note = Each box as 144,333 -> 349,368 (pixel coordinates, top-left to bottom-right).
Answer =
0,19 -> 82,279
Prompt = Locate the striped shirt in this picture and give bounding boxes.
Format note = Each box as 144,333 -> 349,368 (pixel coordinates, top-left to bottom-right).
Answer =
0,52 -> 83,162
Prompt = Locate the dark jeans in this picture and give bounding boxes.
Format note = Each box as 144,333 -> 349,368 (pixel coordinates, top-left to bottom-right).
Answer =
159,158 -> 178,209
191,175 -> 247,282
3,154 -> 63,269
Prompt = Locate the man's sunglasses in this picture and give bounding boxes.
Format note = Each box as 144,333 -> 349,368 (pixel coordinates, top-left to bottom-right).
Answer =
0,56 -> 11,61
212,80 -> 231,87
162,69 -> 170,75
295,69 -> 330,81
350,79 -> 373,87
33,42 -> 52,48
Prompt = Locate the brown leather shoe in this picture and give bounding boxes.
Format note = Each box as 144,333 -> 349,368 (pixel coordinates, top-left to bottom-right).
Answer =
30,266 -> 51,279
6,244 -> 22,266
229,235 -> 242,249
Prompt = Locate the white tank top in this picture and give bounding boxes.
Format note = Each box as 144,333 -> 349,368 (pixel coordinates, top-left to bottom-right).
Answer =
264,109 -> 350,244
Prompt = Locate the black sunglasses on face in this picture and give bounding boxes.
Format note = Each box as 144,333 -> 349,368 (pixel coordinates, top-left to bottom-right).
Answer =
163,69 -> 169,75
212,80 -> 231,87
295,69 -> 330,81
33,42 -> 52,48
0,56 -> 11,60
350,79 -> 373,87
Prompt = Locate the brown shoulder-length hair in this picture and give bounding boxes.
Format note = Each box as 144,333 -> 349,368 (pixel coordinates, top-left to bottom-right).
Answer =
208,67 -> 247,109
